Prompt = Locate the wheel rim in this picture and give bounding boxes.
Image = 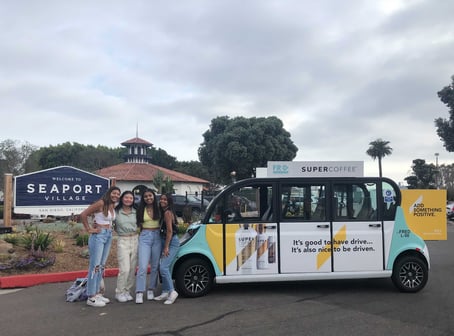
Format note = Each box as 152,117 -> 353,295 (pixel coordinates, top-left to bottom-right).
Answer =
184,264 -> 210,294
399,261 -> 424,289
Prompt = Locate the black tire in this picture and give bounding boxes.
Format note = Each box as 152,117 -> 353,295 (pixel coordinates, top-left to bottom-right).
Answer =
391,255 -> 428,293
175,258 -> 214,298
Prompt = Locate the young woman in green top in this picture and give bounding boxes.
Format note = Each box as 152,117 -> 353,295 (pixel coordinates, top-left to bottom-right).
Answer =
114,190 -> 138,303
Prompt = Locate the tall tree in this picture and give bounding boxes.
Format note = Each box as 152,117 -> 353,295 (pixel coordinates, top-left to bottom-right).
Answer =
366,138 -> 393,177
198,116 -> 298,184
35,142 -> 123,171
438,163 -> 454,199
0,139 -> 37,191
404,159 -> 437,189
435,75 -> 454,151
149,147 -> 178,169
153,170 -> 165,194
175,161 -> 211,181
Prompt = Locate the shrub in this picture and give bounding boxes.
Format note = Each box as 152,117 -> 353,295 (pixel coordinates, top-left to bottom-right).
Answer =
2,233 -> 20,246
12,253 -> 56,270
53,239 -> 66,253
177,223 -> 189,236
0,248 -> 56,271
20,228 -> 55,252
76,233 -> 89,247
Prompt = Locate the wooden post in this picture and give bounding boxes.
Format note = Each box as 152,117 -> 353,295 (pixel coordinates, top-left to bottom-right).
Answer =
109,177 -> 116,187
3,173 -> 13,227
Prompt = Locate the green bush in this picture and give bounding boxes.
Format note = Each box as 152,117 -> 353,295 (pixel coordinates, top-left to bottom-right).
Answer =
20,228 -> 55,252
2,233 -> 20,246
75,233 -> 89,247
177,223 -> 189,236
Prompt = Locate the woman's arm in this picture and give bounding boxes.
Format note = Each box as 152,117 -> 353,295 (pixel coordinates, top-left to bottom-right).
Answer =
80,200 -> 104,234
162,210 -> 174,256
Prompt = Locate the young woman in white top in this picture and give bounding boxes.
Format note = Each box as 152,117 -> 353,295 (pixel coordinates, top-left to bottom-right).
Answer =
80,185 -> 121,308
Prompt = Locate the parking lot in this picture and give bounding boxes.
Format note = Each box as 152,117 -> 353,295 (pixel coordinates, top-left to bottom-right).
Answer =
1,223 -> 453,336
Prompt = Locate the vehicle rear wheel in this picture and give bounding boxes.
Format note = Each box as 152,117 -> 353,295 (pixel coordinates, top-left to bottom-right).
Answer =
175,258 -> 214,297
391,255 -> 428,293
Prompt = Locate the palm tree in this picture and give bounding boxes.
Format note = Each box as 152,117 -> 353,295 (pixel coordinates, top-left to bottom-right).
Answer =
366,139 -> 393,177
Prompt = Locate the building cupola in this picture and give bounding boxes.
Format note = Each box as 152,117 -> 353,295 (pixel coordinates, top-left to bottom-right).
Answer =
121,136 -> 153,164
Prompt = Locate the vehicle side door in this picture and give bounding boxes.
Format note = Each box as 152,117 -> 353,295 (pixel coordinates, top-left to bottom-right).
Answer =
279,182 -> 331,273
331,181 -> 384,271
220,182 -> 279,276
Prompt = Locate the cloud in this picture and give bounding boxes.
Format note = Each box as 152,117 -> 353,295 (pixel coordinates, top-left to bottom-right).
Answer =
1,0 -> 453,184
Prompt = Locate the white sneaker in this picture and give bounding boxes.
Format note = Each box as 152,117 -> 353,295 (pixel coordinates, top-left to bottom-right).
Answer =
154,292 -> 169,301
115,293 -> 128,303
135,292 -> 143,304
147,290 -> 154,300
164,291 -> 178,305
125,292 -> 134,301
86,296 -> 106,307
96,294 -> 110,304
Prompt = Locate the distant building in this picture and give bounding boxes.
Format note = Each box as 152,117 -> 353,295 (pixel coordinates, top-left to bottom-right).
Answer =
96,136 -> 208,196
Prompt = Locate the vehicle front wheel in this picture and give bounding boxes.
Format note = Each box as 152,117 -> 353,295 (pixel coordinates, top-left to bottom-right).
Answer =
175,258 -> 214,298
391,255 -> 428,293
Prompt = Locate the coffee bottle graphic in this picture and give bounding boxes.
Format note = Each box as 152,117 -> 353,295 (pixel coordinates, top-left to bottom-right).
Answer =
266,224 -> 276,264
256,224 -> 269,270
235,224 -> 257,273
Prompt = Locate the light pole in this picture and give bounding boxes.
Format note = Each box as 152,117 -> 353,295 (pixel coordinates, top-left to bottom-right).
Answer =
435,153 -> 439,189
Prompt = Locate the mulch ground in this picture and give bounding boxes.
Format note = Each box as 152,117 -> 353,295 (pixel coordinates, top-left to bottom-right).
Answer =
0,221 -> 118,276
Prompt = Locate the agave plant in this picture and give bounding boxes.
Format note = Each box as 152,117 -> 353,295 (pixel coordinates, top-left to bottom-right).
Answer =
20,227 -> 55,252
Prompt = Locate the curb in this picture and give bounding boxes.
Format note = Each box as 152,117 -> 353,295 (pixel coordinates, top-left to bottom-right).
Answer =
0,268 -> 119,289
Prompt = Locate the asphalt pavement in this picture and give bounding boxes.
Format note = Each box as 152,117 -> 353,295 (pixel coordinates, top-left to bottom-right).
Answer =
1,223 -> 453,336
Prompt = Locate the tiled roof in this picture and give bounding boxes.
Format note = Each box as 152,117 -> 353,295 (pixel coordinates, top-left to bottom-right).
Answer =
120,137 -> 153,146
96,163 -> 209,184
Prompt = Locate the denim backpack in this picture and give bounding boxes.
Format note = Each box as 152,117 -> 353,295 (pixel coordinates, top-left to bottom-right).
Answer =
66,278 -> 88,302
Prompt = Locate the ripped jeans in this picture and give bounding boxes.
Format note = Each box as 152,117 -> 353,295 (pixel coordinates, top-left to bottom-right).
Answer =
87,229 -> 113,297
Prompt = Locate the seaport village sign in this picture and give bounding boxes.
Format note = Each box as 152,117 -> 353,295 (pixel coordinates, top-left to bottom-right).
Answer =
13,166 -> 111,217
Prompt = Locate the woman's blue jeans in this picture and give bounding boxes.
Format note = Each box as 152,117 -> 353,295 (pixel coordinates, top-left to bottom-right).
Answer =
87,229 -> 113,297
160,235 -> 180,292
136,230 -> 162,292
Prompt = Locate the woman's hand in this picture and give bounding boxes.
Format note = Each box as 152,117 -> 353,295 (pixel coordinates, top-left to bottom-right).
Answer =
87,221 -> 101,234
87,227 -> 101,234
162,246 -> 170,257
86,221 -> 101,234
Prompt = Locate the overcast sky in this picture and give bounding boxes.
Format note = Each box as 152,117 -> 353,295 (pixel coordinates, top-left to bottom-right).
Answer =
1,0 -> 453,184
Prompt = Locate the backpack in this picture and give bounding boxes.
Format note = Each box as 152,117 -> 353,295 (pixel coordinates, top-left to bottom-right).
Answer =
66,278 -> 88,302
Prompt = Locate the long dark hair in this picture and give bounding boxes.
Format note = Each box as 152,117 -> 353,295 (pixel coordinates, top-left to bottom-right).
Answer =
159,193 -> 178,237
101,186 -> 121,217
159,193 -> 177,219
136,189 -> 159,226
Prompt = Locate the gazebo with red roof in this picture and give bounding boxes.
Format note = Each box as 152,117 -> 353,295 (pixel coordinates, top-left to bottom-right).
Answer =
96,136 -> 208,195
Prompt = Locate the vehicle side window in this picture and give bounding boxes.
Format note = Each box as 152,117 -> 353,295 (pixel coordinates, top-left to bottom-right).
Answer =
333,182 -> 377,221
382,181 -> 397,221
209,197 -> 225,223
281,184 -> 326,221
208,184 -> 273,223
